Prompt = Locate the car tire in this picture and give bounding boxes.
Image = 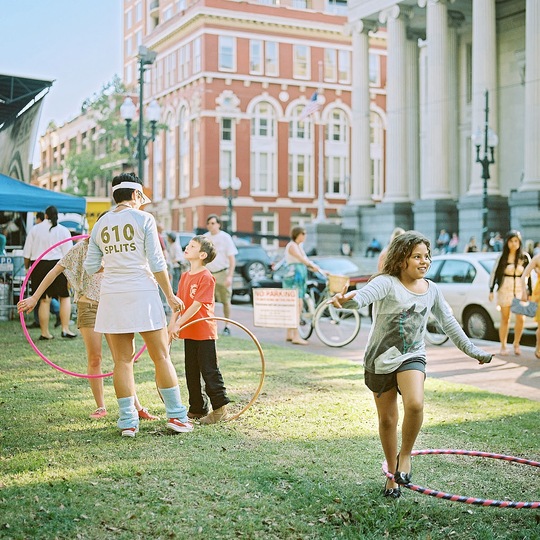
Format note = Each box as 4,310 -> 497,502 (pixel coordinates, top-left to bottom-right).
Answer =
242,261 -> 267,281
462,306 -> 496,341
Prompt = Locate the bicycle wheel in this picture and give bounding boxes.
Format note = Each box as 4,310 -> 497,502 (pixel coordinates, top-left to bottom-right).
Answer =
313,302 -> 361,347
425,318 -> 449,346
298,295 -> 315,340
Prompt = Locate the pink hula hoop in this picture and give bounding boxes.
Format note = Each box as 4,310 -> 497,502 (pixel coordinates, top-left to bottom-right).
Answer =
19,234 -> 146,379
382,449 -> 540,509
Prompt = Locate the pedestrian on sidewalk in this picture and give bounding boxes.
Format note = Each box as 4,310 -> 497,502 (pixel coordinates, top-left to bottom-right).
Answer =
168,235 -> 231,424
520,250 -> 540,359
203,214 -> 237,336
18,224 -> 158,422
377,227 -> 405,272
84,173 -> 192,437
330,230 -> 492,499
488,230 -> 531,356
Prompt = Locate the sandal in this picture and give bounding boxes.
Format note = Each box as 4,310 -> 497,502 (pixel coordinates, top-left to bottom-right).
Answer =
394,454 -> 412,485
382,477 -> 401,499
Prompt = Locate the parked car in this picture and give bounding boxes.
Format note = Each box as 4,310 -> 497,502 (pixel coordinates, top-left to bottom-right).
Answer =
166,231 -> 195,250
425,252 -> 537,340
249,256 -> 370,302
232,240 -> 273,297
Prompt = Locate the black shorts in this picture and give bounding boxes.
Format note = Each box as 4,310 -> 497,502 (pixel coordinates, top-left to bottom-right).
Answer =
364,358 -> 426,397
31,260 -> 70,299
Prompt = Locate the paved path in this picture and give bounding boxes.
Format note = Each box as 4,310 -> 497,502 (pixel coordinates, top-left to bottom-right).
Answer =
223,303 -> 540,402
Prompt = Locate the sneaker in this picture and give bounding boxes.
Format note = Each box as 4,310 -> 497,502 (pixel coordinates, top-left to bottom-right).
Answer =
199,405 -> 230,425
89,407 -> 107,419
121,427 -> 139,437
222,327 -> 231,336
138,408 -> 159,421
166,418 -> 194,433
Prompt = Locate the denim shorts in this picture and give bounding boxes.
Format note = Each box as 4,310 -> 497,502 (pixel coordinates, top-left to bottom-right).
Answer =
364,358 -> 426,397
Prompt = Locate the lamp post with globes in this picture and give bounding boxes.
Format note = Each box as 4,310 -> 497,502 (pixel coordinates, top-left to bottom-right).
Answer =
471,90 -> 498,249
120,46 -> 161,180
219,176 -> 242,233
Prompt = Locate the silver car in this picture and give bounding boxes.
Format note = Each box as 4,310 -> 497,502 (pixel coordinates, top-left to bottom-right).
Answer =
425,252 -> 536,340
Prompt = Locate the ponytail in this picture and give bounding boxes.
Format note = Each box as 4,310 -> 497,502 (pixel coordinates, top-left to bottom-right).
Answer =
45,206 -> 58,230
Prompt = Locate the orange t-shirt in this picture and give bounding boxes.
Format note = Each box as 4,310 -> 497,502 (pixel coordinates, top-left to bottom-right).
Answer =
177,268 -> 217,340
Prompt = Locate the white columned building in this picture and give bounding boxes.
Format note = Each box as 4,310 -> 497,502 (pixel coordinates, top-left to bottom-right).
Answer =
347,0 -> 539,250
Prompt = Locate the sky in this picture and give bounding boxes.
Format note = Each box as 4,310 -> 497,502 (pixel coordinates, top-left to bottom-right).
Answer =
2,0 -> 123,164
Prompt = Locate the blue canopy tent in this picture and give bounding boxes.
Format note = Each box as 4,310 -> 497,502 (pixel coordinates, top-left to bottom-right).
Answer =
0,173 -> 86,213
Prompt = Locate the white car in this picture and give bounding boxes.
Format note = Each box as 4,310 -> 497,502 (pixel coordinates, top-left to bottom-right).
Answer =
425,252 -> 537,340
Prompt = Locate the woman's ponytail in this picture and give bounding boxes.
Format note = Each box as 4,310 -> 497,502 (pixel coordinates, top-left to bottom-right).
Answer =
45,206 -> 58,230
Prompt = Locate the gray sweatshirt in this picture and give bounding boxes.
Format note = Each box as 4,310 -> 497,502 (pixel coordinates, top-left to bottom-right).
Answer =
346,275 -> 492,374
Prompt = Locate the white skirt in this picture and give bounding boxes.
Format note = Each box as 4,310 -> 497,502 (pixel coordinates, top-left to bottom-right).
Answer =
95,290 -> 166,334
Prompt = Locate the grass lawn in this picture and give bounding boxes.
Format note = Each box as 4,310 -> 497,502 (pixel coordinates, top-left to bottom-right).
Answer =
1,319 -> 539,539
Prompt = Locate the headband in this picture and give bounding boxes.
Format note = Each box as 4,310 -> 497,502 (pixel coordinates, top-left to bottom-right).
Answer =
112,181 -> 151,205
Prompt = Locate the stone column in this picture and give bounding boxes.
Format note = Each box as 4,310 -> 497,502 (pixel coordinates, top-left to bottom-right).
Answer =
347,20 -> 376,205
520,0 -> 540,191
405,32 -> 420,202
418,39 -> 428,197
423,0 -> 450,199
447,10 -> 465,199
469,0 -> 498,195
379,5 -> 410,202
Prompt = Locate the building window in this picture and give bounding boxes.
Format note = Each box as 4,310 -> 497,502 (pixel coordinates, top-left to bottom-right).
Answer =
326,0 -> 347,15
179,107 -> 190,197
136,30 -> 142,48
338,49 -> 351,84
369,52 -> 380,85
325,108 -> 349,196
219,36 -> 235,71
288,105 -> 312,195
266,42 -> 278,76
135,1 -> 142,21
221,118 -> 233,141
193,118 -> 200,188
220,118 -> 235,187
250,40 -> 263,74
193,37 -> 202,73
125,36 -> 132,56
126,9 -> 133,29
293,45 -> 310,79
250,102 -> 277,194
370,110 -> 384,201
163,6 -> 173,20
253,214 -> 278,252
324,49 -> 337,82
176,0 -> 186,11
167,52 -> 177,86
325,155 -> 348,196
328,109 -> 348,143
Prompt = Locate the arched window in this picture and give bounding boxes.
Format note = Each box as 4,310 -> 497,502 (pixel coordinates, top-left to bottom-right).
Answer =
250,101 -> 277,194
325,108 -> 349,196
288,104 -> 313,195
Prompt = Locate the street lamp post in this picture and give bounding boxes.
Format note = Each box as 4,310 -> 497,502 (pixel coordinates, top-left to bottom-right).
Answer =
120,46 -> 161,179
472,90 -> 498,248
219,176 -> 242,233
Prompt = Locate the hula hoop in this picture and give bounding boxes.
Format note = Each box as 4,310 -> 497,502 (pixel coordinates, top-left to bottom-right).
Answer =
382,449 -> 540,508
19,234 -> 146,379
168,316 -> 266,422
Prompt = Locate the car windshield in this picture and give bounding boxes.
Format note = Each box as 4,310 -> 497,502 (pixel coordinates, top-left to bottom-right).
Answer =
479,259 -> 495,274
314,258 -> 360,274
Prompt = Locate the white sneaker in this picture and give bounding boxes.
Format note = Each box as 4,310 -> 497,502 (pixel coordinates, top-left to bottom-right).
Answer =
121,426 -> 139,437
166,418 -> 194,433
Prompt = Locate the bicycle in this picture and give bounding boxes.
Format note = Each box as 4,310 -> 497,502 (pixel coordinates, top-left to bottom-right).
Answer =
298,274 -> 362,348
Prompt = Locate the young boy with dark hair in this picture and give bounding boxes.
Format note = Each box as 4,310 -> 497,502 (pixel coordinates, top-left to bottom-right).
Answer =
168,235 -> 231,424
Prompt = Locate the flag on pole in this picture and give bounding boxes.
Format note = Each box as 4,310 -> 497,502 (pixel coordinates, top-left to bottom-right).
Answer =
299,91 -> 321,121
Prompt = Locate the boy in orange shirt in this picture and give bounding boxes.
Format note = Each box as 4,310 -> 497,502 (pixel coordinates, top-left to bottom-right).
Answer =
168,236 -> 230,424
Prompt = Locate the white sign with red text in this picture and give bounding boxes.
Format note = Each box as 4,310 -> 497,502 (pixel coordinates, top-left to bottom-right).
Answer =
253,288 -> 299,328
